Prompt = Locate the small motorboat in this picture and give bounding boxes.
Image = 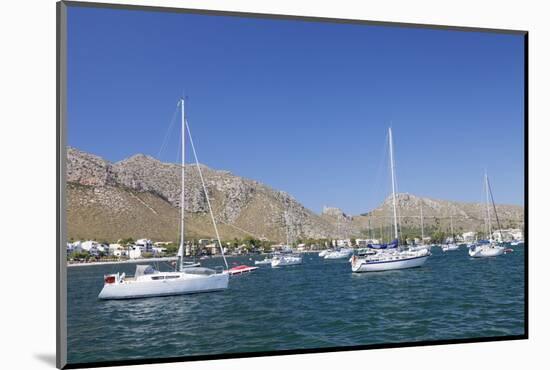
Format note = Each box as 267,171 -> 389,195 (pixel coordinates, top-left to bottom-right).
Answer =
181,261 -> 200,268
318,249 -> 332,257
441,243 -> 460,252
254,257 -> 272,266
227,265 -> 259,275
271,254 -> 302,267
324,248 -> 353,260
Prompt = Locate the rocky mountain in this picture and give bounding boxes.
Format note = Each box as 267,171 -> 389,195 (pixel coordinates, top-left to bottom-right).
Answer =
351,193 -> 524,238
66,147 -> 336,242
67,147 -> 524,242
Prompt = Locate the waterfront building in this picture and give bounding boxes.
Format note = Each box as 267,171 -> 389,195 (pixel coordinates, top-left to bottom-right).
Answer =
81,240 -> 100,256
128,246 -> 142,259
135,239 -> 153,253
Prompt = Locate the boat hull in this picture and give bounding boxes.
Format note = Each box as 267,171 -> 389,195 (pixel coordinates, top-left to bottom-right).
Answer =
98,273 -> 229,300
271,256 -> 302,267
441,244 -> 460,252
254,259 -> 272,265
469,246 -> 505,258
351,254 -> 429,273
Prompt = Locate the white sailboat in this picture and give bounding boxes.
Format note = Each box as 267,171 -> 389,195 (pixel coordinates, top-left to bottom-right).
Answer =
98,98 -> 229,299
409,203 -> 431,252
441,213 -> 459,251
469,172 -> 505,258
351,128 -> 431,273
271,211 -> 302,267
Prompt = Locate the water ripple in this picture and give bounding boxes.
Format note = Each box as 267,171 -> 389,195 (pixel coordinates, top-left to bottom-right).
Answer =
67,247 -> 525,364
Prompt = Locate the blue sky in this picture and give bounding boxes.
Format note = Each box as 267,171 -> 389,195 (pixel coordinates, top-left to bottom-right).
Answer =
67,6 -> 525,215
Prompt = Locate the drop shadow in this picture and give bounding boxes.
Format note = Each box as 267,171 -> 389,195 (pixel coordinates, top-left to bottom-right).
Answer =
34,353 -> 56,367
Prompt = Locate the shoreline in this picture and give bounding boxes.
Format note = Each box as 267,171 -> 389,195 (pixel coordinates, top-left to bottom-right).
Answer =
67,256 -> 178,268
66,251 -> 326,267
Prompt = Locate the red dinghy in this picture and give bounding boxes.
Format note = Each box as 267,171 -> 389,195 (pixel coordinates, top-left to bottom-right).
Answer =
227,265 -> 259,275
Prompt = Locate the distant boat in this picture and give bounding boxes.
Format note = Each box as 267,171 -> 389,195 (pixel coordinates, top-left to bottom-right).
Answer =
271,254 -> 302,267
324,248 -> 353,260
441,243 -> 459,252
181,261 -> 201,268
469,240 -> 504,257
318,249 -> 332,257
98,98 -> 229,299
254,256 -> 273,265
409,202 -> 431,253
271,211 -> 302,267
441,213 -> 459,252
351,128 -> 431,273
468,172 -> 506,258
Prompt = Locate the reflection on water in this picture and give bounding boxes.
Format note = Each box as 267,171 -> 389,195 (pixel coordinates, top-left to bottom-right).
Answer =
67,247 -> 525,364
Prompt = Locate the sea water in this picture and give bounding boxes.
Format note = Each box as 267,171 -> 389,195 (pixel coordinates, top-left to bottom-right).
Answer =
67,246 -> 525,364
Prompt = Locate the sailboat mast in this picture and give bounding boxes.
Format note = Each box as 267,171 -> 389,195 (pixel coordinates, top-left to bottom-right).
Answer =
388,128 -> 399,241
450,213 -> 454,237
179,98 -> 186,271
368,218 -> 372,240
420,203 -> 424,241
487,176 -> 504,242
284,211 -> 290,246
484,172 -> 492,239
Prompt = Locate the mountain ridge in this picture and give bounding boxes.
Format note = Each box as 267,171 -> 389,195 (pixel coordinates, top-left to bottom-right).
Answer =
66,147 -> 524,242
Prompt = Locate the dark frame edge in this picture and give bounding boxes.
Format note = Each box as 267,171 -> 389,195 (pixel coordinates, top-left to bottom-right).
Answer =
57,1 -> 68,369
523,32 -> 529,339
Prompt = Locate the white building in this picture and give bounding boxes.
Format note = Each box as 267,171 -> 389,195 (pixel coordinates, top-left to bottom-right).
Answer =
356,239 -> 380,247
334,239 -> 350,247
154,241 -> 173,246
461,231 -> 475,242
205,243 -> 219,255
81,240 -> 100,256
67,241 -> 83,254
135,239 -> 153,253
112,249 -> 127,258
97,244 -> 109,254
356,239 -> 367,247
108,243 -> 126,257
128,246 -> 142,259
492,229 -> 523,242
